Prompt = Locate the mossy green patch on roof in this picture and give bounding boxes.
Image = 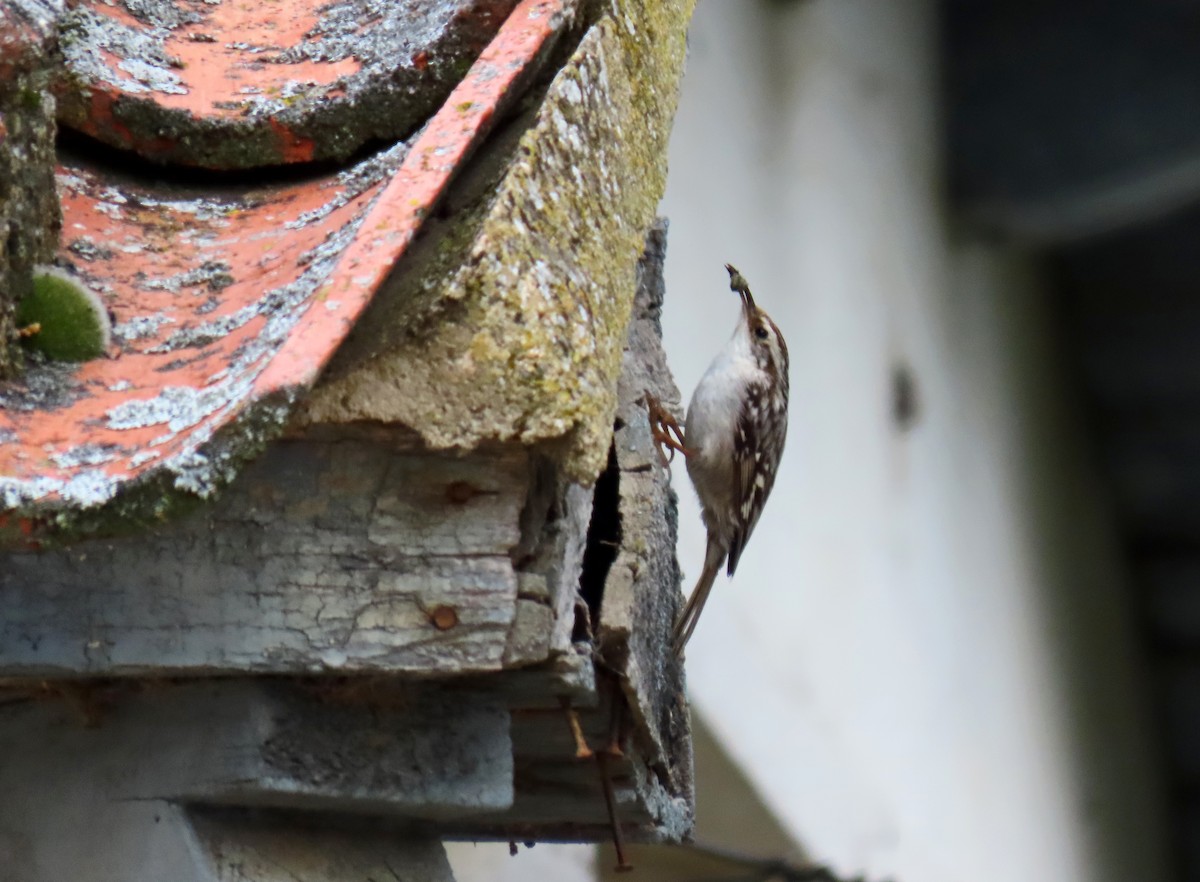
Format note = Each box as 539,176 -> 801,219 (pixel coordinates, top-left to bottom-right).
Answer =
17,269 -> 112,362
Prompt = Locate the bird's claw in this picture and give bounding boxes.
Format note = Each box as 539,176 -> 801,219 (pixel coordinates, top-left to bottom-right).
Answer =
643,391 -> 689,467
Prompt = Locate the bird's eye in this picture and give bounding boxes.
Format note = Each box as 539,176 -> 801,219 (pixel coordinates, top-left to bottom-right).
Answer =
754,326 -> 769,340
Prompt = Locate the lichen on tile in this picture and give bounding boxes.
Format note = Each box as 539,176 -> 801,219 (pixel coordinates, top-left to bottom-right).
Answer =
303,0 -> 695,482
56,0 -> 523,168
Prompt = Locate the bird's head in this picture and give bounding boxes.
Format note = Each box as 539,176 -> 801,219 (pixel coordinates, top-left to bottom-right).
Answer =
726,263 -> 788,382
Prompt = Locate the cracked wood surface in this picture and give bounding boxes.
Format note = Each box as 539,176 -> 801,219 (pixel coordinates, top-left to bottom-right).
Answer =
598,219 -> 692,808
0,432 -> 533,675
0,680 -> 514,816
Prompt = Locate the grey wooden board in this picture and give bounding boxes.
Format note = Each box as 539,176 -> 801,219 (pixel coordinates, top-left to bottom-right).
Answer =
511,465 -> 595,659
0,433 -> 529,675
947,0 -> 1200,242
444,220 -> 693,844
596,219 -> 693,809
0,680 -> 512,816
443,750 -> 689,842
544,483 -> 595,655
0,796 -> 203,882
0,688 -> 468,881
190,814 -> 457,882
480,646 -> 599,709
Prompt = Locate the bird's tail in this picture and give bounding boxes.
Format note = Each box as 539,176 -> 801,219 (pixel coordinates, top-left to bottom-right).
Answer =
671,535 -> 725,657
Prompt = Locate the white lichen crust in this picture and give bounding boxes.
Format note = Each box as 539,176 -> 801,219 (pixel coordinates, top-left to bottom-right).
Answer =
304,0 -> 695,482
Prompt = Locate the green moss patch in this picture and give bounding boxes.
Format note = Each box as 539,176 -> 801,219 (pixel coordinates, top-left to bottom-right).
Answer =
17,269 -> 112,362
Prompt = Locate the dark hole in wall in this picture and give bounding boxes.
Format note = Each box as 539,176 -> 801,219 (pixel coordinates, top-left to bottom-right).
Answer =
578,441 -> 622,635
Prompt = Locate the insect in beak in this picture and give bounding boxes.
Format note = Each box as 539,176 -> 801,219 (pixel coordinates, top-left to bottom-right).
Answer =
725,263 -> 756,316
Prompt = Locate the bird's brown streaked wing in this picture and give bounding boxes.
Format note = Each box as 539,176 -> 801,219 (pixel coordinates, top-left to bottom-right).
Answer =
726,380 -> 784,575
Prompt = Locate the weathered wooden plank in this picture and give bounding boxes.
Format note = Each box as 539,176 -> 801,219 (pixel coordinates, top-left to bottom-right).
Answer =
190,814 -> 457,882
597,219 -> 693,808
437,221 -> 693,844
503,597 -> 555,668
511,467 -> 595,659
486,646 -> 599,709
0,680 -> 513,816
0,432 -> 528,676
369,453 -> 526,554
442,749 -> 689,843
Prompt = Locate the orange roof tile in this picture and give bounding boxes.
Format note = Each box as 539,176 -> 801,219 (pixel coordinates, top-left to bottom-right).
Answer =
57,0 -> 525,168
0,0 -> 569,543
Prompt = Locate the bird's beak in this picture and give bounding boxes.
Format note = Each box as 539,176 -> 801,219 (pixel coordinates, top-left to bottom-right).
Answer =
725,263 -> 756,316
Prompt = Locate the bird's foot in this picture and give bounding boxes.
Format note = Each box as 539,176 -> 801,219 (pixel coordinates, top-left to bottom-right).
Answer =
642,391 -> 692,467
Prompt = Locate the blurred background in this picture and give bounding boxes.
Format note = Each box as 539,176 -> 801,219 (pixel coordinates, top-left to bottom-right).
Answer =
453,0 -> 1200,879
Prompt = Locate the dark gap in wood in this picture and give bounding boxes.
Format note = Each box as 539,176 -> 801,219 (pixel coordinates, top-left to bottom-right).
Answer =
512,456 -> 558,570
579,441 -> 622,631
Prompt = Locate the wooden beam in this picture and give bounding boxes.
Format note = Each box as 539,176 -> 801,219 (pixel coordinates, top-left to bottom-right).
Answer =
0,438 -> 530,676
189,814 -> 458,882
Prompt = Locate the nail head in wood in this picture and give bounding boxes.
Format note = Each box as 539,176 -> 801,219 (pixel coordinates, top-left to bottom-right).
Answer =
430,605 -> 460,631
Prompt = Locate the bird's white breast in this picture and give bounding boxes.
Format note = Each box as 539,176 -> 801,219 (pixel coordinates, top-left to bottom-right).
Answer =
684,327 -> 764,532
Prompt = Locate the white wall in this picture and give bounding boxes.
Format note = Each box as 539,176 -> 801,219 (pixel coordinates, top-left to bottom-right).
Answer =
660,2 -> 1168,881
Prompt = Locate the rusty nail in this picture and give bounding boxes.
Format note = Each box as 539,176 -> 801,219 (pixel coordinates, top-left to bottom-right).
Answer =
606,683 -> 625,759
596,752 -> 632,872
445,481 -> 477,504
429,605 -> 459,630
558,697 -> 593,759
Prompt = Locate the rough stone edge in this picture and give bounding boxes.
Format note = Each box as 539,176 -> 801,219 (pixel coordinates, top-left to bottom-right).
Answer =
0,0 -> 63,378
597,217 -> 694,830
303,0 -> 696,484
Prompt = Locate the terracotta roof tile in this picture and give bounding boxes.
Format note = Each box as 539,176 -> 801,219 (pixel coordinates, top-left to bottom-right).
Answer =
57,0 -> 525,168
0,0 -> 569,542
